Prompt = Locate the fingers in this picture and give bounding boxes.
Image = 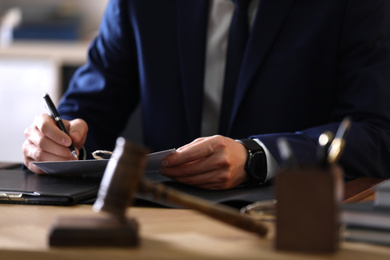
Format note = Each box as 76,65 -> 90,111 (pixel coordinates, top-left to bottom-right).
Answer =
166,159 -> 234,190
161,135 -> 248,190
175,137 -> 205,152
22,113 -> 88,174
34,114 -> 73,147
163,148 -> 224,178
163,136 -> 216,167
22,139 -> 72,174
67,118 -> 88,149
163,151 -> 239,189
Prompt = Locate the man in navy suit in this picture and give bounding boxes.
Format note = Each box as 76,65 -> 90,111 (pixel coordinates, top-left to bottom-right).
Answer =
23,0 -> 390,190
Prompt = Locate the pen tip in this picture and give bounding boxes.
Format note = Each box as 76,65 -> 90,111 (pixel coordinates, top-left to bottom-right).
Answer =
72,150 -> 78,159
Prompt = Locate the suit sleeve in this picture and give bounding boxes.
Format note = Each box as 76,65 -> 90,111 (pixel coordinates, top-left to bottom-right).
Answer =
253,0 -> 390,180
57,0 -> 139,154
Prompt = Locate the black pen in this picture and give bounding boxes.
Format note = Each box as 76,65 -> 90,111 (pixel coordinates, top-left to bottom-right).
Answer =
43,93 -> 78,159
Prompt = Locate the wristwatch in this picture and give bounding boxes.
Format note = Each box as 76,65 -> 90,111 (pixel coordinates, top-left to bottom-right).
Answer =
236,139 -> 267,186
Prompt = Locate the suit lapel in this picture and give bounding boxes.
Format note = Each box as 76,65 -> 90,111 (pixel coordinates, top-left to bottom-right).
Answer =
176,0 -> 210,139
228,0 -> 296,133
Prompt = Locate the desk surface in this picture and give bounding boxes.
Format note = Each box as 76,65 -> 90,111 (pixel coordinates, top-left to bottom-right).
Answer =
0,203 -> 390,260
0,174 -> 388,260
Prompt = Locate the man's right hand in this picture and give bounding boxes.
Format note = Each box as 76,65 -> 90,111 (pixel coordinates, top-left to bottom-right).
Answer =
22,113 -> 88,174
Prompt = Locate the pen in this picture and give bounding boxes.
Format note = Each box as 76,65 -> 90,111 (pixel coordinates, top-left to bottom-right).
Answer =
327,117 -> 352,165
317,131 -> 334,168
42,93 -> 78,159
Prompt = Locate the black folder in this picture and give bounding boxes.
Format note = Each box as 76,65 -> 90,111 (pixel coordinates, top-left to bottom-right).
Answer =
0,169 -> 101,205
138,171 -> 274,208
0,168 -> 274,208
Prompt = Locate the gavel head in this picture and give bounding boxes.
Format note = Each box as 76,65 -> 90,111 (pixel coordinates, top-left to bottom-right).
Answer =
93,137 -> 149,219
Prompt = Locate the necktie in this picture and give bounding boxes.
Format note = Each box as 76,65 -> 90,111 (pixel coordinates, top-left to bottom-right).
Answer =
219,0 -> 252,134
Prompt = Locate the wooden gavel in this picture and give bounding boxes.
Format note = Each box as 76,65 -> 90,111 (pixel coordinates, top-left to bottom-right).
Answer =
93,137 -> 268,237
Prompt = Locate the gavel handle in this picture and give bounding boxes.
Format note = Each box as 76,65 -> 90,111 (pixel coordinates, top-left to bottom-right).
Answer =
138,178 -> 268,237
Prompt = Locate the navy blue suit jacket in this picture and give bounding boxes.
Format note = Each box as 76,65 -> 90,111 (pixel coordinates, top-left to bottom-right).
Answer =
59,0 -> 390,180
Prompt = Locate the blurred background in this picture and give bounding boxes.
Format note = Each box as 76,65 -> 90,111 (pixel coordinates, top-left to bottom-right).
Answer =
0,0 -> 109,162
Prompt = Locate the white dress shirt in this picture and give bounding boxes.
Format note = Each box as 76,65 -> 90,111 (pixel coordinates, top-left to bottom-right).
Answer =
202,0 -> 278,182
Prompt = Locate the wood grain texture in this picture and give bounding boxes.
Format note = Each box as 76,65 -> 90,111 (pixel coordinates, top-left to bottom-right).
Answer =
0,204 -> 390,260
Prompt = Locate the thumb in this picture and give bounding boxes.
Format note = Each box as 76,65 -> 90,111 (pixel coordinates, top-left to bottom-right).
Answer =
68,118 -> 88,148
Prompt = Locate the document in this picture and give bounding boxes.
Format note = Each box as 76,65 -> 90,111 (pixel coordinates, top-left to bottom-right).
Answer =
33,149 -> 176,177
10,147 -> 275,208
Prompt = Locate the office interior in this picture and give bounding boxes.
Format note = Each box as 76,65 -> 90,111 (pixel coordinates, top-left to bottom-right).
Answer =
1,1 -> 390,259
0,0 -> 109,162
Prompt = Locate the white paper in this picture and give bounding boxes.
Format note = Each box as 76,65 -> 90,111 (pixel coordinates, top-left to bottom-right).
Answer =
33,148 -> 176,176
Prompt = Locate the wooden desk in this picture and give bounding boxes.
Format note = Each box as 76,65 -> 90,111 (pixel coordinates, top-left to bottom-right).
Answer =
0,175 -> 388,259
343,177 -> 386,203
0,204 -> 389,260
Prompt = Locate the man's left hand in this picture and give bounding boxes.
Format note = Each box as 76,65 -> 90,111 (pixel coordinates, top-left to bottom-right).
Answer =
160,135 -> 248,190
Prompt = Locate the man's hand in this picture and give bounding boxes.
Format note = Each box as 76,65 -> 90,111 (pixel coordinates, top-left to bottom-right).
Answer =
22,113 -> 88,174
160,135 -> 248,190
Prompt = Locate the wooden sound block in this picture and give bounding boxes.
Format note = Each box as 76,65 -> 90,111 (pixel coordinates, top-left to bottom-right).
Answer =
49,215 -> 139,247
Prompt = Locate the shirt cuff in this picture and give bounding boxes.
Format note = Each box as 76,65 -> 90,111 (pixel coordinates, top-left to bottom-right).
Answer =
253,138 -> 279,183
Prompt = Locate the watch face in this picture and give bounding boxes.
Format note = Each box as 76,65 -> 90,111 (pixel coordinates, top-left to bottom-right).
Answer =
249,152 -> 263,173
